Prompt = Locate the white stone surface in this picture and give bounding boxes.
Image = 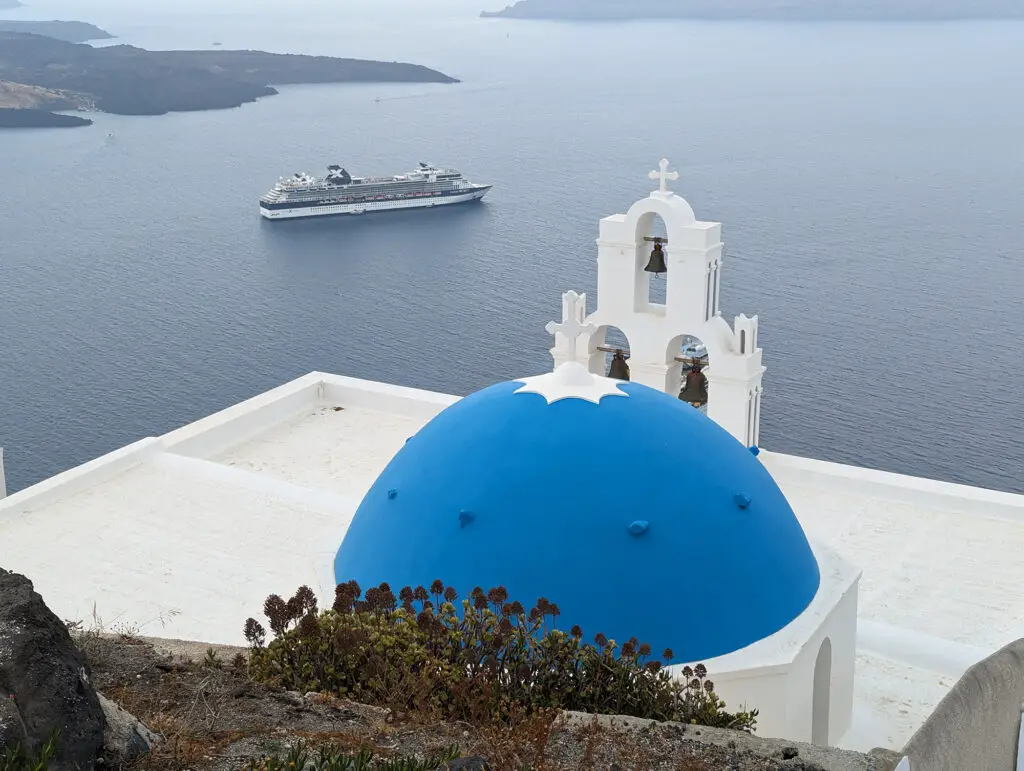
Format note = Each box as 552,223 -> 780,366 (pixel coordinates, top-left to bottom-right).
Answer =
845,651 -> 958,753
762,451 -> 1024,651
209,404 -> 423,497
0,460 -> 354,642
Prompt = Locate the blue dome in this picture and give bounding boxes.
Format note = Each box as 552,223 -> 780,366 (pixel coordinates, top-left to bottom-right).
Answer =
334,367 -> 820,663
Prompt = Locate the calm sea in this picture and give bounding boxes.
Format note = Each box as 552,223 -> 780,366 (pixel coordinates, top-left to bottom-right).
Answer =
1,0 -> 1022,495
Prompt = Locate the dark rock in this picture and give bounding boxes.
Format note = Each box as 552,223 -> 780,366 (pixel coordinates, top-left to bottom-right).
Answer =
434,759 -> 491,770
0,568 -> 105,769
0,689 -> 28,751
97,693 -> 158,762
782,746 -> 800,759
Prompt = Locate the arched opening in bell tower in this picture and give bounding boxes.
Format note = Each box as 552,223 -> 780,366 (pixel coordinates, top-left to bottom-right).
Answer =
591,325 -> 632,381
667,333 -> 709,415
635,212 -> 669,310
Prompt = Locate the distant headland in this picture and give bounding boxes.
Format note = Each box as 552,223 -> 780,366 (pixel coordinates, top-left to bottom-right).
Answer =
0,20 -> 114,43
0,107 -> 92,128
0,32 -> 458,128
481,0 -> 1024,21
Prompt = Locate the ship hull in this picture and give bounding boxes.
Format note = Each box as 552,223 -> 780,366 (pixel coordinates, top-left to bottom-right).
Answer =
259,187 -> 490,220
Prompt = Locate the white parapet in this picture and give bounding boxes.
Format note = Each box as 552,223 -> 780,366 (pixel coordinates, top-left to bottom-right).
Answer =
0,446 -> 6,500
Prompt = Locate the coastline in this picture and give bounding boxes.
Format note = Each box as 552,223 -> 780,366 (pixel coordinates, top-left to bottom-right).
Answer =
0,33 -> 460,123
0,20 -> 115,43
0,108 -> 93,128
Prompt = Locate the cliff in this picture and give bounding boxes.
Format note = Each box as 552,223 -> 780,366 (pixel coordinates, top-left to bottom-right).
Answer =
481,0 -> 1024,21
0,20 -> 114,43
0,32 -> 459,117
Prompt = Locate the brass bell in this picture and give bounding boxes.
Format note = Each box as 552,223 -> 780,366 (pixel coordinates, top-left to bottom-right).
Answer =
608,349 -> 630,381
645,239 -> 667,275
679,367 -> 708,407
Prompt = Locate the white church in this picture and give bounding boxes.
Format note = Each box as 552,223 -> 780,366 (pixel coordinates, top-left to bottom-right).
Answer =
2,160 -> 1022,761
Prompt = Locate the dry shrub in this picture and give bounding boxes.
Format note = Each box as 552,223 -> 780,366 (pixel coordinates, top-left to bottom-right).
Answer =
245,582 -> 757,733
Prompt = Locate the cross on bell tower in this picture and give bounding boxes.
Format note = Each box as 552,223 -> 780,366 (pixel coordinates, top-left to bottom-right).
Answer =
649,158 -> 679,196
543,158 -> 766,448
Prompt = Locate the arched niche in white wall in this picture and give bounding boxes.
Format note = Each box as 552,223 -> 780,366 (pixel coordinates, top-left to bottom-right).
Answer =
812,637 -> 833,746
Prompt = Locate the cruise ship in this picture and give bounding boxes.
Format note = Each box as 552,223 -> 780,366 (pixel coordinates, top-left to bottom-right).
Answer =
259,162 -> 492,220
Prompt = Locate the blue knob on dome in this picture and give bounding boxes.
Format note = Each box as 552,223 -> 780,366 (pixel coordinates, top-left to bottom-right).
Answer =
458,510 -> 476,528
627,520 -> 650,536
734,493 -> 752,510
749,445 -> 761,456
387,488 -> 398,500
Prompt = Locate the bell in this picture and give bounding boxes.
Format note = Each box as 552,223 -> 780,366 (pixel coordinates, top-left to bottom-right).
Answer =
679,368 -> 708,407
644,240 -> 667,275
608,349 -> 630,381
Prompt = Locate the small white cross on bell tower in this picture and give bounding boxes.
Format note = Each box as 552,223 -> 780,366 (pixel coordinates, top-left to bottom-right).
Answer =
649,158 -> 679,197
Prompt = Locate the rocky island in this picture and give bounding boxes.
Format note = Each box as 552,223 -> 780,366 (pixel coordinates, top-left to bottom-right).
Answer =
0,20 -> 114,43
0,107 -> 92,128
0,31 -> 458,128
481,0 -> 1024,21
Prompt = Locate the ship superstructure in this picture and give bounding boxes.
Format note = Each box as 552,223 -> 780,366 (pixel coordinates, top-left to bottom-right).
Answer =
259,162 -> 491,219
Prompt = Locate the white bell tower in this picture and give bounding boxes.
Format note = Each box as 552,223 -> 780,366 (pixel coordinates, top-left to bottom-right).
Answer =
545,159 -> 766,447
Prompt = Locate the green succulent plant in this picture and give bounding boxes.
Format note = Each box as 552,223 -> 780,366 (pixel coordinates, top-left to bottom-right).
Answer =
245,581 -> 756,732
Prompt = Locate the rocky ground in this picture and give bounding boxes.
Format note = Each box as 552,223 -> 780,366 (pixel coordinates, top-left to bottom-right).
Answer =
0,80 -> 87,110
79,634 -> 901,771
1,567 -> 901,771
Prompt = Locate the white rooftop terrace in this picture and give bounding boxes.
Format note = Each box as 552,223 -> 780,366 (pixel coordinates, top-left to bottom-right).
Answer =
2,370 -> 1023,753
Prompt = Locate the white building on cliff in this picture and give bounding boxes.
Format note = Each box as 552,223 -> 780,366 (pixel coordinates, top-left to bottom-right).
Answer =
2,160 -> 1022,756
